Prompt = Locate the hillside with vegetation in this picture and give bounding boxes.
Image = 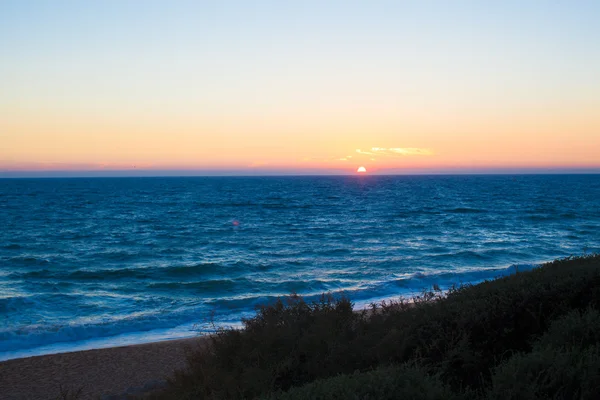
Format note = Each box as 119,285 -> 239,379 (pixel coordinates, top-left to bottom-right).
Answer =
152,254 -> 600,399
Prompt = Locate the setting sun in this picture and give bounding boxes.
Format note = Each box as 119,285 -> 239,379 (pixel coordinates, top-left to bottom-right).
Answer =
357,166 -> 367,173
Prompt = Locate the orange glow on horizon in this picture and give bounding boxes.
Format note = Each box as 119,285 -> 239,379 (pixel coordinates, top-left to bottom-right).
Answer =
2,102 -> 600,173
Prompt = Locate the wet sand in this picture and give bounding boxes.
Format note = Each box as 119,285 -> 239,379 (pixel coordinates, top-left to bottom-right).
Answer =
0,336 -> 209,400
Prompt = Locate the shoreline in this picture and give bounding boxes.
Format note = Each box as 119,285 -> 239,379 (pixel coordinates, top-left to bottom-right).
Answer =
0,260 -> 546,363
1,256 -> 595,399
0,261 -> 551,400
0,305 -> 396,400
0,328 -> 214,363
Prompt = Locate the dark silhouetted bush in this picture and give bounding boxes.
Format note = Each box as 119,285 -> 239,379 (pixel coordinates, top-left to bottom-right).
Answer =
163,294 -> 363,399
263,364 -> 461,400
488,345 -> 600,400
487,307 -> 600,400
153,254 -> 600,399
533,307 -> 600,351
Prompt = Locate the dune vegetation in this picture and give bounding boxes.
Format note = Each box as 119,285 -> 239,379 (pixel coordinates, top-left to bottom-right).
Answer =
151,254 -> 600,399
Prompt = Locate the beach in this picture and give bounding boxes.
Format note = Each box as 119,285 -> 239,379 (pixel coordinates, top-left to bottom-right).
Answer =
0,336 -> 209,400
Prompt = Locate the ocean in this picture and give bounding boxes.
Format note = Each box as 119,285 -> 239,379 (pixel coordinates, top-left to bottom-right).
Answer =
1,175 -> 599,361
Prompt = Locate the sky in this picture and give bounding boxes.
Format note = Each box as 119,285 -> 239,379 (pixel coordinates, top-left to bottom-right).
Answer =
1,0 -> 599,176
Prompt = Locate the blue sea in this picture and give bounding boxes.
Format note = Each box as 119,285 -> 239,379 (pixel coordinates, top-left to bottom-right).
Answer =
1,175 -> 599,361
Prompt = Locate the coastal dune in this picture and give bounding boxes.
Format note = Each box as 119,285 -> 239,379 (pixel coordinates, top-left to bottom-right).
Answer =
0,336 -> 208,400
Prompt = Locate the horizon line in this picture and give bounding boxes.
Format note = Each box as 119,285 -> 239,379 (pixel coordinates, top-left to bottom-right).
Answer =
2,167 -> 600,179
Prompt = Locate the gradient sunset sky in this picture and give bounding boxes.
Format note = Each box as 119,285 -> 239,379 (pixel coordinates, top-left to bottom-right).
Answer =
2,1 -> 599,176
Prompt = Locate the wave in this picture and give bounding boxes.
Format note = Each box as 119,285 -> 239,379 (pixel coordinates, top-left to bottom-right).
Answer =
330,263 -> 539,306
9,261 -> 255,281
194,201 -> 313,210
0,296 -> 38,313
148,278 -> 341,298
0,308 -> 207,355
12,267 -> 152,281
5,256 -> 50,266
0,263 -> 539,359
302,248 -> 353,256
429,249 -> 529,262
2,244 -> 23,250
444,207 -> 487,214
522,212 -> 581,222
208,263 -> 540,309
0,293 -> 87,316
147,278 -> 247,292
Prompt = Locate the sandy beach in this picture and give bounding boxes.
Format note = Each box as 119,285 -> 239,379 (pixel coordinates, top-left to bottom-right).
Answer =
0,336 -> 209,400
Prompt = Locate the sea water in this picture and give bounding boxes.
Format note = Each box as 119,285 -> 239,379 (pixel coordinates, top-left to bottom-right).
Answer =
1,175 -> 599,360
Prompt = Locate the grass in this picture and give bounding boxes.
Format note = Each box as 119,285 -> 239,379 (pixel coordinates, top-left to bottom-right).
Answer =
150,254 -> 600,399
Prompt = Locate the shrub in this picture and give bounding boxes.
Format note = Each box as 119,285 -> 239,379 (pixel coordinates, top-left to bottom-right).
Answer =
263,364 -> 461,400
357,254 -> 600,387
533,308 -> 600,351
162,294 -> 363,399
155,254 -> 600,399
487,307 -> 600,399
487,345 -> 600,400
